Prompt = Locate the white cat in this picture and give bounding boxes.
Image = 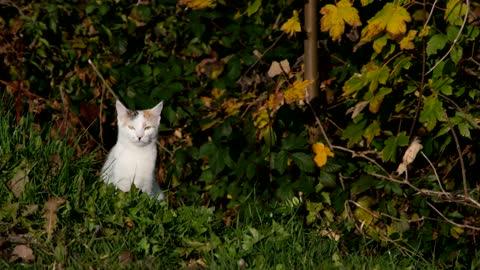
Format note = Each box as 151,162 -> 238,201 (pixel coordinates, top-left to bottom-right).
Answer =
101,100 -> 165,200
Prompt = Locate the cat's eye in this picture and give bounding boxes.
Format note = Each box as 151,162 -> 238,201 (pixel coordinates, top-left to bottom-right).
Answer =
144,126 -> 152,130
128,125 -> 135,130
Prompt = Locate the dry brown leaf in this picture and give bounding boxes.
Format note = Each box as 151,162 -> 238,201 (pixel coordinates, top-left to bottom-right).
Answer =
267,60 -> 290,78
12,244 -> 35,262
7,159 -> 34,198
43,198 -> 66,239
396,138 -> 423,175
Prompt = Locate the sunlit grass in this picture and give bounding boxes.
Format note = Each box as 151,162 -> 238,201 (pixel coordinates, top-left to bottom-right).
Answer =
0,98 -> 439,269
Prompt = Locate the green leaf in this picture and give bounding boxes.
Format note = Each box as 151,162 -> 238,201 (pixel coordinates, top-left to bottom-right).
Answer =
372,34 -> 389,54
343,74 -> 367,96
351,175 -> 376,195
450,46 -> 463,65
271,151 -> 288,174
419,95 -> 445,131
445,0 -> 467,26
363,120 -> 381,145
382,131 -> 409,162
291,152 -> 315,173
247,0 -> 262,16
426,34 -> 448,56
342,118 -> 368,147
281,134 -> 307,151
446,26 -> 460,42
364,87 -> 392,113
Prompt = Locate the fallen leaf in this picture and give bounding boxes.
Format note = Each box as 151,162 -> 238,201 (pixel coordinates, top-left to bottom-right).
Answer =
12,245 -> 35,262
7,159 -> 35,198
43,198 -> 66,239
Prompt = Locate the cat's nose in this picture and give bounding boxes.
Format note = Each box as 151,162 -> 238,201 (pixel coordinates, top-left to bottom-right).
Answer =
137,136 -> 143,141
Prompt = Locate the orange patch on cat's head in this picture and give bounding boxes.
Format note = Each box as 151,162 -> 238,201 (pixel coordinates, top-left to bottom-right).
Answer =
143,109 -> 157,121
118,110 -> 138,127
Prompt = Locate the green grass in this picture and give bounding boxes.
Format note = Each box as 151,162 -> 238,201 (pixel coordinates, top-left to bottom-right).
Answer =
0,100 -> 439,269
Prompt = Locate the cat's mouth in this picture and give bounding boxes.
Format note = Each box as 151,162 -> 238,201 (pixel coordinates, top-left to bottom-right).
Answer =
132,138 -> 151,146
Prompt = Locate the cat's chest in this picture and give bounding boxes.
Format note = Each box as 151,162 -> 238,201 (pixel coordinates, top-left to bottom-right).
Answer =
110,143 -> 157,171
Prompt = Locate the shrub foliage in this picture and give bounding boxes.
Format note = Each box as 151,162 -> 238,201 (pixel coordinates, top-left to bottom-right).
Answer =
1,0 -> 480,267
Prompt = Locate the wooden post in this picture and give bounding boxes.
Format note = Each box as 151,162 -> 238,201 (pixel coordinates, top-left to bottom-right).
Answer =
304,0 -> 318,101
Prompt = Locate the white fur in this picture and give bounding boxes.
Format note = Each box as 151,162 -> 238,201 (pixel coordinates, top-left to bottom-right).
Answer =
101,100 -> 164,200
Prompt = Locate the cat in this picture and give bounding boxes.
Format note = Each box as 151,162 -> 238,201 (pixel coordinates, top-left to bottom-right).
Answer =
101,100 -> 165,200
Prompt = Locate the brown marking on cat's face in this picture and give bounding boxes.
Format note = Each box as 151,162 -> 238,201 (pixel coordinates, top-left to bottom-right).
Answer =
119,110 -> 139,127
143,109 -> 156,121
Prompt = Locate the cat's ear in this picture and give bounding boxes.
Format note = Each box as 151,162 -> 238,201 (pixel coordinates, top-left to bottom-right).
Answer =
150,101 -> 164,116
116,100 -> 129,118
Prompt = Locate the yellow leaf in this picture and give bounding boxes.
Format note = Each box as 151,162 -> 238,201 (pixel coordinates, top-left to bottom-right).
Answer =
179,0 -> 215,9
445,0 -> 467,26
320,0 -> 362,41
284,79 -> 312,104
372,34 -> 389,54
399,30 -> 417,50
212,88 -> 225,99
360,3 -> 411,42
312,142 -> 334,168
281,11 -> 301,37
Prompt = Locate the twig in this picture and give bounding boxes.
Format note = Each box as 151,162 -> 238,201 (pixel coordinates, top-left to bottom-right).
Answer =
425,0 -> 470,75
444,113 -> 468,197
420,151 -> 446,193
427,201 -> 480,230
87,59 -> 119,101
423,0 -> 438,29
308,102 -> 333,151
409,0 -> 428,139
333,145 -> 390,176
240,32 -> 286,79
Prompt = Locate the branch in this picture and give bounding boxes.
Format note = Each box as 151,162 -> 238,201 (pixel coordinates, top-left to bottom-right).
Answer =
427,201 -> 480,231
425,0 -> 470,75
88,59 -> 119,101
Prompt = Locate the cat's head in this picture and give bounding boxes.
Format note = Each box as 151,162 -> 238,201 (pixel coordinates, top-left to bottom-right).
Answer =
116,100 -> 163,146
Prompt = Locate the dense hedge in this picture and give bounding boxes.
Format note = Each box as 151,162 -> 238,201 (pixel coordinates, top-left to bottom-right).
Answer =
1,0 -> 480,267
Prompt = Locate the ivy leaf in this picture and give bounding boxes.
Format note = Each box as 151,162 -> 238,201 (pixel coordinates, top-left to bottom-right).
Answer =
281,11 -> 301,37
360,3 -> 411,42
320,0 -> 362,41
426,34 -> 448,56
419,95 -> 445,131
291,152 -> 315,173
445,0 -> 467,26
382,131 -> 409,163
